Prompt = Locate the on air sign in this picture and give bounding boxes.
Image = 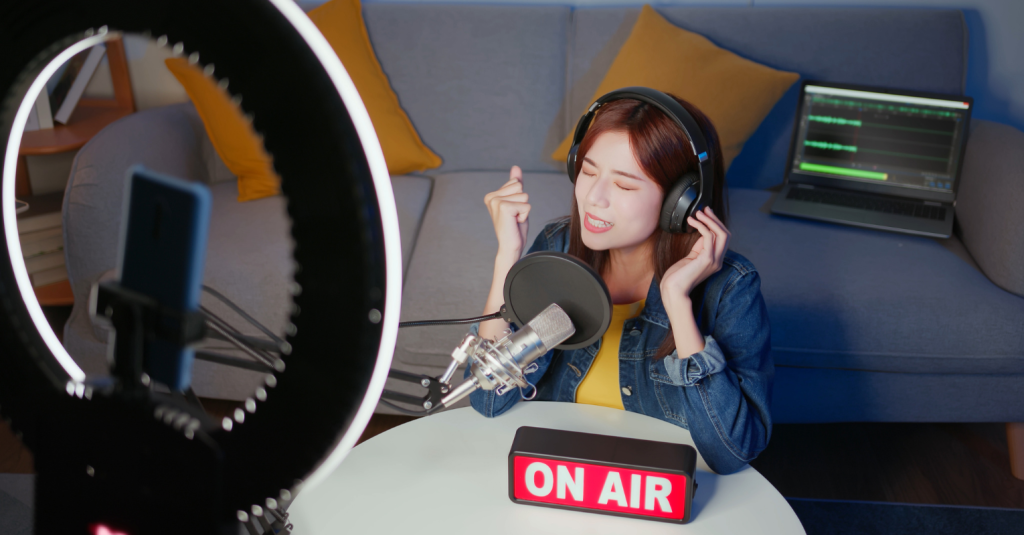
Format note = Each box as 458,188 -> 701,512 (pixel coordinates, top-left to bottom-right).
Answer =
508,427 -> 697,524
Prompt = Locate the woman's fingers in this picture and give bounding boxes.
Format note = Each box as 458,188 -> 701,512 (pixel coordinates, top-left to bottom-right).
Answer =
509,165 -> 523,183
688,216 -> 718,271
485,189 -> 528,215
499,200 -> 531,221
688,215 -> 714,243
703,207 -> 729,235
696,209 -> 729,263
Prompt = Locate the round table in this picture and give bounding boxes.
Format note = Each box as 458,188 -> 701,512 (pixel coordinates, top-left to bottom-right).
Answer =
289,402 -> 805,534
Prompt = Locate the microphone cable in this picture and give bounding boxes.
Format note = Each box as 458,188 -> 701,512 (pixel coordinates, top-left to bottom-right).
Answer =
202,285 -> 286,345
399,310 -> 502,328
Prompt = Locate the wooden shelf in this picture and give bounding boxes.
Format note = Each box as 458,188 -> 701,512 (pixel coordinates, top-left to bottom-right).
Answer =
20,101 -> 134,156
14,36 -> 136,306
35,279 -> 74,307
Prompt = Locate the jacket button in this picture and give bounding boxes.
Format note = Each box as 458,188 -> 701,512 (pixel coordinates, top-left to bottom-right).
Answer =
629,329 -> 641,337
621,386 -> 632,396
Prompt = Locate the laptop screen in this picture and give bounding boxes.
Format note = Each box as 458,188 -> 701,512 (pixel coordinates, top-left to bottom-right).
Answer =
790,84 -> 971,194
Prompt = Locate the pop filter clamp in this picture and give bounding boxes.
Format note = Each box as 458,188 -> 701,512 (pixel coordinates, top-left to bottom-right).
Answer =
382,251 -> 612,415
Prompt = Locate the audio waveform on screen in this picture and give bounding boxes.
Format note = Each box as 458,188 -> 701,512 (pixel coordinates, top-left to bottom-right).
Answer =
811,96 -> 961,118
808,115 -> 862,127
862,123 -> 954,136
805,140 -> 857,152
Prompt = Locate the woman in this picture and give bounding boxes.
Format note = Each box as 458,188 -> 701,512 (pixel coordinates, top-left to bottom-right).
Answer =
471,94 -> 773,475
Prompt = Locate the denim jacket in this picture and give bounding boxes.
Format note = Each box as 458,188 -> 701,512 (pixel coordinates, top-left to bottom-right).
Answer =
468,219 -> 774,474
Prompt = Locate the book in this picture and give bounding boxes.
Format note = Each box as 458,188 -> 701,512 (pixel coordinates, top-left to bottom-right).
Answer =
16,192 -> 64,234
20,226 -> 62,244
31,264 -> 68,288
21,235 -> 63,258
24,250 -> 65,275
53,44 -> 106,125
17,211 -> 62,234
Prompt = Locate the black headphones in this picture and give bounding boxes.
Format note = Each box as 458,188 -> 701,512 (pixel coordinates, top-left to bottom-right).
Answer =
566,87 -> 714,234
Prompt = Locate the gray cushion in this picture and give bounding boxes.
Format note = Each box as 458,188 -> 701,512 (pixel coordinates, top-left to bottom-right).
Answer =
390,175 -> 433,276
955,119 -> 1024,297
727,188 -> 1024,375
363,4 -> 571,173
568,7 -> 967,190
394,171 -> 575,370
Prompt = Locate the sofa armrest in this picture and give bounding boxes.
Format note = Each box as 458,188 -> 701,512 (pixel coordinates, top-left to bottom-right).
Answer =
956,119 -> 1024,297
62,102 -> 227,305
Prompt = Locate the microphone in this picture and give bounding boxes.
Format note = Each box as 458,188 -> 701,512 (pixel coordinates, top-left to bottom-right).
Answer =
382,251 -> 612,414
440,303 -> 576,407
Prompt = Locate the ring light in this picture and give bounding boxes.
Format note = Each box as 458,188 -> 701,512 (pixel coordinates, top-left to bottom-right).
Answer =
0,0 -> 401,531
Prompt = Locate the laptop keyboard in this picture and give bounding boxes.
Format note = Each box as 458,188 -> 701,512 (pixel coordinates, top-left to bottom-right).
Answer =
786,187 -> 947,220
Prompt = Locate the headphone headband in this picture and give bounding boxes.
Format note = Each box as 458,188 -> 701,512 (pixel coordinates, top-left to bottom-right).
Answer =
566,87 -> 714,233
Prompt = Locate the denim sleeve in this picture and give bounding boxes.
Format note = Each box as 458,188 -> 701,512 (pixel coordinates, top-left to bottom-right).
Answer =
652,335 -> 728,386
649,270 -> 774,475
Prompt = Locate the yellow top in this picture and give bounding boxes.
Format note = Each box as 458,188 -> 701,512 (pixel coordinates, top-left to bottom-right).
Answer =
575,300 -> 646,410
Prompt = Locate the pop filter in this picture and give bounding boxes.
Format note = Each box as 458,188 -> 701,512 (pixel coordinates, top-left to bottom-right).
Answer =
502,251 -> 611,349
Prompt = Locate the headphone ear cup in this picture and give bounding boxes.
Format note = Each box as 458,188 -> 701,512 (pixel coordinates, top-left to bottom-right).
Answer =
660,174 -> 701,233
567,144 -> 580,183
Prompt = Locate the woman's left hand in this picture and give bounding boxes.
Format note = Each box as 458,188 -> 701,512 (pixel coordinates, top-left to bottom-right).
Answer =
661,207 -> 731,302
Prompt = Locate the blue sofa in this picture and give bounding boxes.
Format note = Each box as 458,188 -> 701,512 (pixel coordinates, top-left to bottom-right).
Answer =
62,4 -> 1023,433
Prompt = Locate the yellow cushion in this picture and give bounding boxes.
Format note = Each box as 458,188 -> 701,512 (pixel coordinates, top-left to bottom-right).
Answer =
309,0 -> 442,175
165,58 -> 281,202
552,5 -> 799,170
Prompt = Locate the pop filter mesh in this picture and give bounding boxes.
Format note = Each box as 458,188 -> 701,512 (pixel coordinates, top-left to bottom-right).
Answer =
504,251 -> 611,349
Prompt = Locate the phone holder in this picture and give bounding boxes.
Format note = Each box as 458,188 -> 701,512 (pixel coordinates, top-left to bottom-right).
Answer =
91,280 -> 207,394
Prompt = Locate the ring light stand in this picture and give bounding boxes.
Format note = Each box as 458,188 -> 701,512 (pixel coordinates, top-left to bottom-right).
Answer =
0,1 -> 402,533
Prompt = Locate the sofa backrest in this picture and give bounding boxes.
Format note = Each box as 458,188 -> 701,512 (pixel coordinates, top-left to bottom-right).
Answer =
363,4 -> 966,189
363,3 -> 571,174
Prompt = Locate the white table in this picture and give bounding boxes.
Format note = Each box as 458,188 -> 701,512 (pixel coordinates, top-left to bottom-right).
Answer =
289,402 -> 805,534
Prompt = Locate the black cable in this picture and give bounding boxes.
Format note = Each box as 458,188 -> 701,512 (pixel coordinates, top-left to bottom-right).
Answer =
201,306 -> 279,366
202,285 -> 285,345
378,398 -> 441,416
195,350 -> 274,372
399,311 -> 502,328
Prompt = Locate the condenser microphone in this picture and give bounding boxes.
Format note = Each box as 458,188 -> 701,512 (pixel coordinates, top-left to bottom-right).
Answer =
440,303 -> 575,407
382,251 -> 612,415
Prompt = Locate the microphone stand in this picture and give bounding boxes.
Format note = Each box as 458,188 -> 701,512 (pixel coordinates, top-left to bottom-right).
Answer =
89,281 -> 295,534
379,309 -> 505,415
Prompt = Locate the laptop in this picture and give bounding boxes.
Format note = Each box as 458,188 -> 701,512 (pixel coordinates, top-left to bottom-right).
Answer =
770,81 -> 973,238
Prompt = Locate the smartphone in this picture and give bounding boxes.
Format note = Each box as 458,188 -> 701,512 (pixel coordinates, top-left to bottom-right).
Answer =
117,166 -> 211,391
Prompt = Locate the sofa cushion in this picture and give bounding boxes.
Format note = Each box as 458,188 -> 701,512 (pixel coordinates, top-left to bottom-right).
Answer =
363,4 -> 571,173
395,172 -> 575,370
552,5 -> 799,171
955,120 -> 1024,298
165,58 -> 281,202
390,175 -> 433,276
727,188 -> 1024,375
569,7 -> 967,190
309,0 -> 442,175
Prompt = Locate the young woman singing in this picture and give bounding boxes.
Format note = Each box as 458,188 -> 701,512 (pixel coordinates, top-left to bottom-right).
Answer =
471,94 -> 773,475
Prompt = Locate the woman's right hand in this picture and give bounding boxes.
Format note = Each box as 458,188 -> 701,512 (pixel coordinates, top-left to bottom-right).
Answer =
484,165 -> 530,258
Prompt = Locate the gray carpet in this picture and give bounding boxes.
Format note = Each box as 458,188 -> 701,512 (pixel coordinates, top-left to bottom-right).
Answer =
0,474 -> 32,535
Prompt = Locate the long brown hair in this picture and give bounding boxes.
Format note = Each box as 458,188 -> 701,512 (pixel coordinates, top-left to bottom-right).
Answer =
567,94 -> 727,359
